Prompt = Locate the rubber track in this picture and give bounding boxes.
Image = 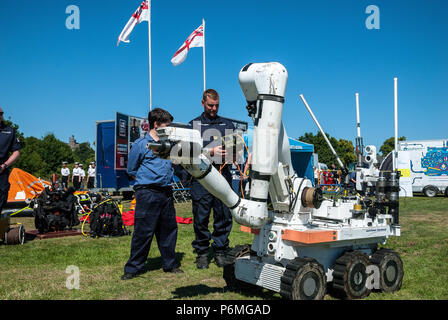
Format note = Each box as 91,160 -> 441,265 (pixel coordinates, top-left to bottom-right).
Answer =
223,244 -> 253,290
223,244 -> 252,266
370,248 -> 394,265
280,257 -> 320,299
331,251 -> 370,299
370,248 -> 403,292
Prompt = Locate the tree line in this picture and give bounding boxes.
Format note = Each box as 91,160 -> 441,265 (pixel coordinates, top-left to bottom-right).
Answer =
7,119 -> 404,179
6,120 -> 94,180
298,132 -> 406,169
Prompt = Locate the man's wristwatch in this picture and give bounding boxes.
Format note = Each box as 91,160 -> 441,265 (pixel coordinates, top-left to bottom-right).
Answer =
2,163 -> 8,169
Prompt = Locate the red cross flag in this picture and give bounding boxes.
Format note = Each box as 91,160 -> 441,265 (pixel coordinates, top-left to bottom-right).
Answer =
117,1 -> 150,46
171,23 -> 205,66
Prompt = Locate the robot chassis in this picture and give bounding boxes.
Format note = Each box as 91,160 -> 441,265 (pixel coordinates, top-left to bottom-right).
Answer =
149,62 -> 404,300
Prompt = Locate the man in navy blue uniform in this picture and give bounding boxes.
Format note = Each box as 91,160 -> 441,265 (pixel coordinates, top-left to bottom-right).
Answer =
189,89 -> 235,269
122,108 -> 183,280
0,107 -> 21,214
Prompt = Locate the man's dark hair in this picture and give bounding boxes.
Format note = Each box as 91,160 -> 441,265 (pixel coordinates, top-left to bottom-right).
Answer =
148,108 -> 174,130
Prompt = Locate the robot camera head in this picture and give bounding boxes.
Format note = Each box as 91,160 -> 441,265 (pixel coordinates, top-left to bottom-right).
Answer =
238,62 -> 288,103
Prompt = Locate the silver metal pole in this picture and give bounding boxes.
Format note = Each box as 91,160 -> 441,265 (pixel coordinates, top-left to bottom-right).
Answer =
393,77 -> 398,171
148,0 -> 152,111
202,18 -> 206,92
355,92 -> 363,167
299,94 -> 345,169
356,93 -> 361,139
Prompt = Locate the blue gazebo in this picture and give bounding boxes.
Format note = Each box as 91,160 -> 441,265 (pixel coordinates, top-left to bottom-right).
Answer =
243,127 -> 315,186
288,138 -> 315,185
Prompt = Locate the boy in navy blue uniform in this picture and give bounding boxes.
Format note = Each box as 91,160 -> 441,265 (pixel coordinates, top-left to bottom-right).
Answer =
0,107 -> 21,214
189,89 -> 235,269
122,108 -> 183,280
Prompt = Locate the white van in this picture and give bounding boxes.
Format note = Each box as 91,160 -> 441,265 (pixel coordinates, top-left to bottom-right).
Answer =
386,139 -> 448,197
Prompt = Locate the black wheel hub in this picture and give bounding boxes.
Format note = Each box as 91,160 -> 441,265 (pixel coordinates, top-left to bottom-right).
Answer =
299,272 -> 319,299
349,263 -> 367,294
383,260 -> 398,287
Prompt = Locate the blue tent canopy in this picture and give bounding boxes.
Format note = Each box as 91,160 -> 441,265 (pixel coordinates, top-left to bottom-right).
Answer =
288,138 -> 315,184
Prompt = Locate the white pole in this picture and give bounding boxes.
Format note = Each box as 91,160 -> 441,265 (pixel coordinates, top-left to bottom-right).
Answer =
202,18 -> 206,92
300,94 -> 345,169
355,93 -> 361,138
148,0 -> 152,111
393,77 -> 398,171
355,92 -> 363,167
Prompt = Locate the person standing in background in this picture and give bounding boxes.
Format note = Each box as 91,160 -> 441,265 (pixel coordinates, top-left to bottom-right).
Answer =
60,161 -> 70,189
189,89 -> 235,269
87,162 -> 96,189
0,106 -> 21,214
79,164 -> 86,190
72,162 -> 81,190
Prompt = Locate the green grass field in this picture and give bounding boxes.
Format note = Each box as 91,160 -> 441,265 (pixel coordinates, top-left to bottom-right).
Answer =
1,197 -> 447,300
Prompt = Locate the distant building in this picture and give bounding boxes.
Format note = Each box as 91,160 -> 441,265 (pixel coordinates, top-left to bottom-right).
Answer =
68,135 -> 79,151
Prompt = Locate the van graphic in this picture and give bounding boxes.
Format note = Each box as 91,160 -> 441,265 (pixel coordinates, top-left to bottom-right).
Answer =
419,147 -> 448,176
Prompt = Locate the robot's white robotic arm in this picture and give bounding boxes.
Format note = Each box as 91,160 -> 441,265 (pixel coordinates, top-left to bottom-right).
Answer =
148,127 -> 269,228
149,62 -> 293,228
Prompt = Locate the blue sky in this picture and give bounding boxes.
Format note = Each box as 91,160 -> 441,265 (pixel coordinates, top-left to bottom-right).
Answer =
0,0 -> 447,151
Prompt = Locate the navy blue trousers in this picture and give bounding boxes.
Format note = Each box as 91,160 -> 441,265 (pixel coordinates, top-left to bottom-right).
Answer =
0,172 -> 10,213
124,188 -> 178,274
191,185 -> 233,255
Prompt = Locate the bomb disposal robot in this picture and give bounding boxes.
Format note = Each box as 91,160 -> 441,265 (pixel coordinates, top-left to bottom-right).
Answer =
148,62 -> 403,300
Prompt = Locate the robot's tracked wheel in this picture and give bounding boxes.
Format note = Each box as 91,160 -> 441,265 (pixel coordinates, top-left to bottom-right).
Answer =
223,244 -> 257,291
280,257 -> 326,300
370,248 -> 404,293
331,251 -> 371,299
5,224 -> 25,245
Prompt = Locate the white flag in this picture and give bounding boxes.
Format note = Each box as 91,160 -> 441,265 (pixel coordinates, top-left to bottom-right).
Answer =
171,23 -> 204,66
117,1 -> 150,46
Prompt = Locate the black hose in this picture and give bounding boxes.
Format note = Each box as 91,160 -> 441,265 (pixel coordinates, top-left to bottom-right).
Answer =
290,176 -> 306,211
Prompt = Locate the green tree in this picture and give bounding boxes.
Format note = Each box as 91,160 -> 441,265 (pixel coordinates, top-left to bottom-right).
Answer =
379,136 -> 406,156
73,142 -> 95,165
336,138 -> 357,167
14,137 -> 48,177
6,120 -> 94,179
40,134 -> 74,175
299,132 -> 355,169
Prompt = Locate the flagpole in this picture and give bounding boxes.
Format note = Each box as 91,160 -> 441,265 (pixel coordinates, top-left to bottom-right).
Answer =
148,0 -> 152,111
202,18 -> 206,92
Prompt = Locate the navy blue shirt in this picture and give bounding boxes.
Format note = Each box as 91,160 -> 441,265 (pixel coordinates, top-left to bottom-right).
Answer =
189,113 -> 235,155
0,122 -> 21,164
127,132 -> 173,187
189,113 -> 235,196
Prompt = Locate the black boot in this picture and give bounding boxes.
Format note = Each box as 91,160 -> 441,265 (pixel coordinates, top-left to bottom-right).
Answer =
195,254 -> 209,269
214,252 -> 226,267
